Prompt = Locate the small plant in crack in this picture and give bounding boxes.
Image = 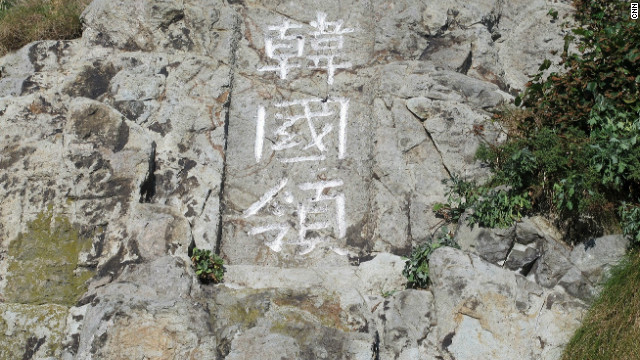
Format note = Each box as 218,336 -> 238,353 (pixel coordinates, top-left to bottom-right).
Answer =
380,289 -> 398,298
190,247 -> 225,284
402,226 -> 459,289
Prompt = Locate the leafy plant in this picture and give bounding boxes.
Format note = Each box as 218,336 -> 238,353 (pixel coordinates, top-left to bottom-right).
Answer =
435,225 -> 459,249
0,0 -> 14,12
620,202 -> 640,247
463,0 -> 640,242
381,289 -> 397,298
589,111 -> 640,188
519,1 -> 640,131
433,173 -> 531,229
469,189 -> 531,228
403,241 -> 441,289
402,226 -> 458,289
190,247 -> 225,284
433,175 -> 482,224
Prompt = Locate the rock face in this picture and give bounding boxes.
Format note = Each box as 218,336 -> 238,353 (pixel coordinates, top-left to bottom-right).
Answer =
0,0 -> 618,359
455,216 -> 628,302
429,247 -> 587,360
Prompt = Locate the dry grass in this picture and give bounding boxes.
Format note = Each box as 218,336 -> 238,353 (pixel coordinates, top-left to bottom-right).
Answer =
488,106 -> 545,141
562,251 -> 640,360
0,0 -> 91,57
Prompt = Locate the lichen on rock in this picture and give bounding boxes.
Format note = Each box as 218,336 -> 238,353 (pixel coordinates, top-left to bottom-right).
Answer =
5,204 -> 94,306
0,303 -> 68,360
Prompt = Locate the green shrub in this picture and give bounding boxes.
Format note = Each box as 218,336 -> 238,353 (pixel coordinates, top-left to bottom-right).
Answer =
589,110 -> 640,188
434,174 -> 531,229
517,1 -> 640,131
0,0 -> 14,12
190,247 -> 225,284
433,174 -> 482,224
620,203 -> 640,248
456,0 -> 640,242
469,189 -> 531,228
402,227 -> 458,289
455,0 -> 640,356
0,0 -> 91,57
403,242 -> 439,289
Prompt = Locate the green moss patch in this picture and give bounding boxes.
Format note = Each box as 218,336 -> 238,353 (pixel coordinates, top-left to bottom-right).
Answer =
5,204 -> 94,306
269,308 -> 348,357
270,311 -> 315,344
273,292 -> 348,331
437,0 -> 640,243
229,303 -> 264,329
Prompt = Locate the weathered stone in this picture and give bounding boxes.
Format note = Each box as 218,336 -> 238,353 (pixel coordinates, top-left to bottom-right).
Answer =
371,289 -> 442,359
217,290 -> 371,360
504,243 -> 540,273
557,267 -> 593,303
508,220 -> 627,301
355,253 -> 408,293
81,0 -> 237,59
68,98 -> 130,152
372,0 -> 430,61
375,63 -> 508,182
516,218 -> 545,244
429,247 -> 587,360
559,234 -> 629,301
209,253 -> 407,359
5,205 -> 93,306
0,0 -> 625,359
528,234 -> 573,289
406,96 -> 435,120
67,253 -> 406,359
569,235 -> 628,284
224,331 -> 303,360
371,96 -> 448,253
454,219 -> 515,265
418,0 -> 577,93
0,303 -> 68,360
69,256 -> 216,359
129,203 -> 193,260
223,253 -> 406,304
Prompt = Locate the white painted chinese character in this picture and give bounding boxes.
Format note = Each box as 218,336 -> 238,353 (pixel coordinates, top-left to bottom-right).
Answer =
307,12 -> 354,85
242,179 -> 291,252
242,178 -> 347,255
258,19 -> 305,80
254,97 -> 349,163
296,179 -> 346,254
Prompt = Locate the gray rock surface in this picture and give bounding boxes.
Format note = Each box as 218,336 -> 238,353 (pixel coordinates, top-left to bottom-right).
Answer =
0,0 -> 622,359
69,256 -> 217,360
558,234 -> 628,301
457,216 -> 628,301
429,247 -> 587,360
455,218 -> 515,264
370,289 -> 441,359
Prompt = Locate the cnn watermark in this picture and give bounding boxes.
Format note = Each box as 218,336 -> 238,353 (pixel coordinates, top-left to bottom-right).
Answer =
633,2 -> 639,20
